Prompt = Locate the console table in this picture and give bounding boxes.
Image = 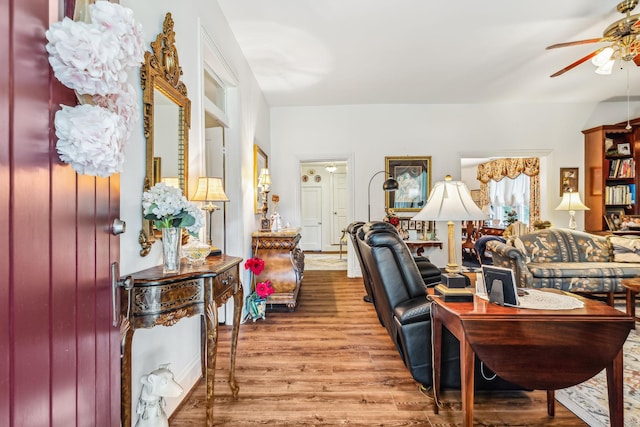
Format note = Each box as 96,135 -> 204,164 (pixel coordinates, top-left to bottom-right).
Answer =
404,239 -> 442,256
431,289 -> 633,427
120,255 -> 243,427
251,229 -> 305,311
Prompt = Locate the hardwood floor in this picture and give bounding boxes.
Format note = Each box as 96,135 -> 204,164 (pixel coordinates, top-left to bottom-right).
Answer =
170,270 -> 587,426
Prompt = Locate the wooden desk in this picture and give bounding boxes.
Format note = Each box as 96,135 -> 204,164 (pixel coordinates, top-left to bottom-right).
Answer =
404,240 -> 443,256
120,255 -> 243,427
431,290 -> 633,427
252,229 -> 304,310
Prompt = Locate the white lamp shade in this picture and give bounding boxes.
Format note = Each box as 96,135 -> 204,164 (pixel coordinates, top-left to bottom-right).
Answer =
191,177 -> 229,202
412,176 -> 488,221
555,192 -> 589,211
258,168 -> 271,187
161,177 -> 181,189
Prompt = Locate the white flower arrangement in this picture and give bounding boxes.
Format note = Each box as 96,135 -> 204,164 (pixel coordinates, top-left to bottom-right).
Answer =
142,183 -> 205,236
54,104 -> 127,177
45,2 -> 145,95
45,2 -> 145,178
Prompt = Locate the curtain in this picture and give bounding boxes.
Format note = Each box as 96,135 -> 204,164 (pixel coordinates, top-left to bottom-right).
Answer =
477,158 -> 540,226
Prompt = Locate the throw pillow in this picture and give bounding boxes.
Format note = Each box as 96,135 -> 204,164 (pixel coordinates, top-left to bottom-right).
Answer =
608,235 -> 640,262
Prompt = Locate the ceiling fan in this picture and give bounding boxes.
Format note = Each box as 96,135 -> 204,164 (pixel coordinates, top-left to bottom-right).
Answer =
547,0 -> 640,77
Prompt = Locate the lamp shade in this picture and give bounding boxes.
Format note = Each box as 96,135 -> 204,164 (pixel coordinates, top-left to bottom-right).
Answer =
555,192 -> 589,211
258,168 -> 271,187
161,177 -> 180,189
383,177 -> 399,191
191,177 -> 229,202
412,176 -> 488,222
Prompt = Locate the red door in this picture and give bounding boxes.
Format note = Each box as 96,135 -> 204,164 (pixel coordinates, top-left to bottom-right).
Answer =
0,1 -> 121,425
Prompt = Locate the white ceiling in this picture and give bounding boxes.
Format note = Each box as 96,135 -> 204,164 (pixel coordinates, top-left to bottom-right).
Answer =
217,0 -> 640,107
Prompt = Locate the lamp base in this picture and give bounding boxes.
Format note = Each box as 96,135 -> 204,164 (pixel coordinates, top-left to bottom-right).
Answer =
208,246 -> 222,256
442,273 -> 467,288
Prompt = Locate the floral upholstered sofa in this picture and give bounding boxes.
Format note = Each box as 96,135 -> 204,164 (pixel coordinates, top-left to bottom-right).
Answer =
486,228 -> 640,299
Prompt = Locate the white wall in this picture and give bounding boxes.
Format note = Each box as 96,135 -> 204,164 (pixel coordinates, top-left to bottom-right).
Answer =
119,0 -> 270,420
270,102 -> 640,271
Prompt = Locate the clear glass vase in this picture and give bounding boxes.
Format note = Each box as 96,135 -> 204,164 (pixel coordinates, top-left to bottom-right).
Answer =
161,227 -> 182,274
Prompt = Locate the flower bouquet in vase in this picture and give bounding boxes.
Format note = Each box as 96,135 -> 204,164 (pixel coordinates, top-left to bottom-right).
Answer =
142,183 -> 204,273
244,257 -> 274,321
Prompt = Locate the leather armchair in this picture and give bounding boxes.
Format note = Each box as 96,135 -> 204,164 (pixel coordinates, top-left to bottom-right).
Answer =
356,221 -> 519,390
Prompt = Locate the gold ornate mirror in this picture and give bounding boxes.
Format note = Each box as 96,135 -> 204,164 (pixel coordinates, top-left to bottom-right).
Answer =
139,12 -> 191,256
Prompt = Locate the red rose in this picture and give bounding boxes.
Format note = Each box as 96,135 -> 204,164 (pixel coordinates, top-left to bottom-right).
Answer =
389,217 -> 400,226
244,257 -> 265,275
255,280 -> 274,298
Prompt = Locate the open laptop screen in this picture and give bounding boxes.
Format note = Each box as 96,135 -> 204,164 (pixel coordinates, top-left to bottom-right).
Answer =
481,265 -> 519,307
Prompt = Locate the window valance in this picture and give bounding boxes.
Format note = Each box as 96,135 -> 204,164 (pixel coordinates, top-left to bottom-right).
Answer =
476,158 -> 540,183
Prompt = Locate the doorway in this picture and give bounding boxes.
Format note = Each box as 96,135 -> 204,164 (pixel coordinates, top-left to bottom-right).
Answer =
300,160 -> 348,257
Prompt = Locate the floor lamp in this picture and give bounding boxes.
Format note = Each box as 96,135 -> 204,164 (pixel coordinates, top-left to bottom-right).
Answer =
367,170 -> 399,221
555,190 -> 589,230
191,177 -> 229,255
412,175 -> 488,284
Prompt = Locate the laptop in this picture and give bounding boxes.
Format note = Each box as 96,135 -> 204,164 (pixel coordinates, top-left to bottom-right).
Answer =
481,265 -> 519,307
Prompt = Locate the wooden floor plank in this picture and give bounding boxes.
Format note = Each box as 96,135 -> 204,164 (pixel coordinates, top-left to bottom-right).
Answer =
170,270 -> 587,426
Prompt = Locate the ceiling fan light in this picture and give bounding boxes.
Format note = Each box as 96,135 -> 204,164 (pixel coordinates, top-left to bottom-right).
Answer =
595,59 -> 615,75
592,47 -> 614,67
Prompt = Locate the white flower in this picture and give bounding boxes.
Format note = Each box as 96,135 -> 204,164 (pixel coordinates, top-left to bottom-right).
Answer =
142,183 -> 204,235
54,104 -> 127,177
89,2 -> 145,69
45,3 -> 144,96
92,83 -> 139,130
46,17 -> 127,95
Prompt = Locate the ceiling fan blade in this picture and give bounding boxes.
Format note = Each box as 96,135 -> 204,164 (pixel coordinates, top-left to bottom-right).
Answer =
546,38 -> 607,49
550,48 -> 605,77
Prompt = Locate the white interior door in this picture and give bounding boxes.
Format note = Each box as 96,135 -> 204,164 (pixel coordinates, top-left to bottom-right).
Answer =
301,186 -> 322,251
332,173 -> 347,244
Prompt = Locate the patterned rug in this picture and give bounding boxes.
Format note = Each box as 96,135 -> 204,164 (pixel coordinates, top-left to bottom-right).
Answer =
304,253 -> 347,271
555,309 -> 640,427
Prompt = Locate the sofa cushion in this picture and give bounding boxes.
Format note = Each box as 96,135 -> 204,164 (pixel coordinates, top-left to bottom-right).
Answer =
527,262 -> 640,279
608,235 -> 640,263
517,229 -> 610,263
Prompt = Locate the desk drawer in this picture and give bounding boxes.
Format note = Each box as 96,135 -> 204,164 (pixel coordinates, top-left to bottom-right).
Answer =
213,265 -> 239,296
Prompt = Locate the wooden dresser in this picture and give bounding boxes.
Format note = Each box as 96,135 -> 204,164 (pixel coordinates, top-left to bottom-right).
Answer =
120,255 -> 243,427
251,229 -> 305,311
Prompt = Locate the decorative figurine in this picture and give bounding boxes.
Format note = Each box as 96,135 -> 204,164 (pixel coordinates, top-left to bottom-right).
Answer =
135,364 -> 183,427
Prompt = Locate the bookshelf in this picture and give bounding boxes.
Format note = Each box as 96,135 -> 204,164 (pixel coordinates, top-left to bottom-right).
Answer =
584,119 -> 640,232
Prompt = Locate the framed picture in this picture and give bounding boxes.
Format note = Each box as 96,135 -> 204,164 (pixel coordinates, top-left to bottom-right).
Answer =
560,167 -> 578,196
385,156 -> 432,212
408,220 -> 416,230
605,207 -> 625,230
400,219 -> 409,230
254,144 -> 268,214
618,143 -> 631,155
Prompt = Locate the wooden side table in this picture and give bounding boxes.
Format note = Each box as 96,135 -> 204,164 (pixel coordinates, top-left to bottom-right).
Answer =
621,278 -> 640,320
252,229 -> 305,310
120,255 -> 243,427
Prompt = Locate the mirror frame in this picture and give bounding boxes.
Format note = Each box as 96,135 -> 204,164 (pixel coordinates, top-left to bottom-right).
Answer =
139,12 -> 191,256
254,144 -> 268,214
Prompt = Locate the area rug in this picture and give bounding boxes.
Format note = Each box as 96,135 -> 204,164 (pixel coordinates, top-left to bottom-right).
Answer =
304,253 -> 347,271
555,321 -> 640,426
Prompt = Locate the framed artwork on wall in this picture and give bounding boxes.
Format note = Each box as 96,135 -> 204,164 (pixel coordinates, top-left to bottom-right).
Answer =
385,156 -> 432,212
254,144 -> 268,214
560,167 -> 578,196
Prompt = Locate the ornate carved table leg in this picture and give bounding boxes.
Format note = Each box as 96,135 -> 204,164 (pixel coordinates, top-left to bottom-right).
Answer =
120,316 -> 133,427
229,282 -> 244,398
205,291 -> 219,426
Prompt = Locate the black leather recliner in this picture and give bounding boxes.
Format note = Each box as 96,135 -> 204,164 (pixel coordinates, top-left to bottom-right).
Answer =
354,221 -> 519,390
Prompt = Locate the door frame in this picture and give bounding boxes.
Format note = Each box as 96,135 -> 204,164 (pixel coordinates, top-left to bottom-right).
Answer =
297,154 -> 356,276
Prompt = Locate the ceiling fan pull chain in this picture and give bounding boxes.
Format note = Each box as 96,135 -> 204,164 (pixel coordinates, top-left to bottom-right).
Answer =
627,65 -> 632,130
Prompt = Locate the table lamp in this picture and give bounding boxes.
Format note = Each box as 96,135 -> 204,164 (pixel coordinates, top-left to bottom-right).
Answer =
413,175 -> 488,285
191,177 -> 229,255
258,168 -> 272,231
555,190 -> 589,230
